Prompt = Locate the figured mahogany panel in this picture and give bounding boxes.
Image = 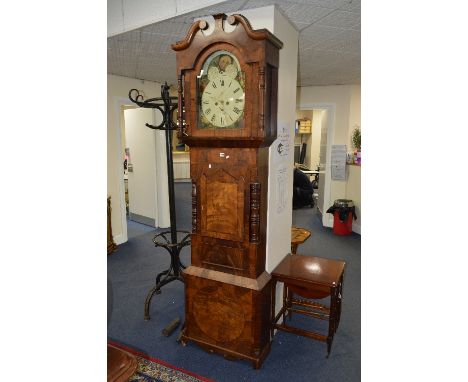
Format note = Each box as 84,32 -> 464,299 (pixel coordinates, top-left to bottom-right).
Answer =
192,284 -> 246,343
184,272 -> 272,361
200,168 -> 245,241
191,235 -> 263,278
200,237 -> 245,273
206,180 -> 237,232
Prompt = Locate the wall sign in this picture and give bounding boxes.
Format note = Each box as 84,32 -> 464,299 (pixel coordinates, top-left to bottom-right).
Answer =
331,145 -> 346,181
274,122 -> 291,164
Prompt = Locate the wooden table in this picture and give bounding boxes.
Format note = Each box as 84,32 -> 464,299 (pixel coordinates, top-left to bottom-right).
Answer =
291,227 -> 311,254
271,254 -> 345,357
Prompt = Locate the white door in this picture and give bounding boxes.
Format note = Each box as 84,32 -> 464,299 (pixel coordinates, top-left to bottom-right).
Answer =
124,108 -> 158,226
317,110 -> 328,215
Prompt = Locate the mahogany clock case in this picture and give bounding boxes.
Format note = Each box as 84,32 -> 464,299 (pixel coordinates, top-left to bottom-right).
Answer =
172,14 -> 283,369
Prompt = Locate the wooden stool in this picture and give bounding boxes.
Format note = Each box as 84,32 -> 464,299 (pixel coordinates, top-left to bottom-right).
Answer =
290,227 -> 311,254
271,254 -> 345,357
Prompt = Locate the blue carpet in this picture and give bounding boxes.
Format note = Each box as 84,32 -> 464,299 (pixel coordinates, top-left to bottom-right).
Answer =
127,218 -> 157,239
108,183 -> 360,381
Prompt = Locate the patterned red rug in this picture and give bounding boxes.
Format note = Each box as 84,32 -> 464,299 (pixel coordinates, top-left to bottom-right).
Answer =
108,340 -> 214,382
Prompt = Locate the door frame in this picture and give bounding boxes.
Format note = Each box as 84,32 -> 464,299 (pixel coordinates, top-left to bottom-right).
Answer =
113,96 -> 133,244
298,102 -> 336,228
115,97 -> 163,244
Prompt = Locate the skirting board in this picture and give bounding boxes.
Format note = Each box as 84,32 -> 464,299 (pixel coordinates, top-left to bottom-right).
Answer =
352,222 -> 361,235
113,234 -> 126,246
129,213 -> 155,227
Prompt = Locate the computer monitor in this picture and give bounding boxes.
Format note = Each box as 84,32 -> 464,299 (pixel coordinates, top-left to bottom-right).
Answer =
294,144 -> 301,163
299,142 -> 307,164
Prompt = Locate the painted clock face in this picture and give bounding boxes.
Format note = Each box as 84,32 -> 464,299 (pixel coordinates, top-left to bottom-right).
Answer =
197,51 -> 245,129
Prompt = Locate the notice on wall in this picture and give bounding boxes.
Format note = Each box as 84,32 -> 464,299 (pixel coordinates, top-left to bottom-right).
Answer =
274,122 -> 291,164
275,164 -> 288,214
331,145 -> 347,181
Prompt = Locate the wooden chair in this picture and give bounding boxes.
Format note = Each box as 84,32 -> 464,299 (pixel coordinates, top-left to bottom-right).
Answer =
107,344 -> 138,382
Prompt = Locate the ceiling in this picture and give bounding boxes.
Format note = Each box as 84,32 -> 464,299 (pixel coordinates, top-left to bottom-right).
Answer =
107,0 -> 360,87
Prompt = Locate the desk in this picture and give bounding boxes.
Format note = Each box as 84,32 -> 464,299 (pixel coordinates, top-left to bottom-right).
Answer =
301,170 -> 320,183
301,170 -> 319,176
271,254 -> 345,356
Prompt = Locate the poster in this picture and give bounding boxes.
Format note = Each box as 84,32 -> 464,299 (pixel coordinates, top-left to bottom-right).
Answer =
276,164 -> 288,214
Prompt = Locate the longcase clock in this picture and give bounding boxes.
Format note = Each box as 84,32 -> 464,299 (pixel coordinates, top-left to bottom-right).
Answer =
172,13 -> 282,369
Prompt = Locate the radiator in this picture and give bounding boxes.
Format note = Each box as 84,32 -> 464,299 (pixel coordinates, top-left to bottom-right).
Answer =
173,157 -> 190,179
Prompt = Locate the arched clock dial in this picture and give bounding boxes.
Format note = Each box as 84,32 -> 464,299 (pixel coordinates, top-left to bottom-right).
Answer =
201,75 -> 245,128
197,50 -> 245,129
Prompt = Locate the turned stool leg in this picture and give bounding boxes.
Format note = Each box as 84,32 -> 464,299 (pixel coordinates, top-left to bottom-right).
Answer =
287,287 -> 293,321
270,280 -> 277,339
291,243 -> 298,255
282,284 -> 288,323
326,285 -> 338,357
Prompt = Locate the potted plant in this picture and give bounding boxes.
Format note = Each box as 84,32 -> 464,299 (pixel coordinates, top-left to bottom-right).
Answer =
351,127 -> 361,164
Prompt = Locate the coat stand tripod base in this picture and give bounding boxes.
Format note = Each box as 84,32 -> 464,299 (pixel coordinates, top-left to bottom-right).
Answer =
143,230 -> 190,320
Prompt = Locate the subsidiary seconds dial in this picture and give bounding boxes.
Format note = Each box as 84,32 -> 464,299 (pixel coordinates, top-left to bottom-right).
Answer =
201,75 -> 245,128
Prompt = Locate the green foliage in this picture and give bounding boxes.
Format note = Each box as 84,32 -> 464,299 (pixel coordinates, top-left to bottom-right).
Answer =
352,127 -> 361,150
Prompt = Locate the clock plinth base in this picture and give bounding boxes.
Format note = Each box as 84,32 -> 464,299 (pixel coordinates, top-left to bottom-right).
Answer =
182,266 -> 272,369
180,332 -> 271,369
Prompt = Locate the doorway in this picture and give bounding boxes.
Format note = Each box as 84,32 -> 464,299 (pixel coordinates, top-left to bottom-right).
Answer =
121,106 -> 159,240
116,102 -> 171,243
297,103 -> 335,228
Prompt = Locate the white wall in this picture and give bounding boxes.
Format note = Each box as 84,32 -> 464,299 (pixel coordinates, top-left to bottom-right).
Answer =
348,84 -> 361,149
269,7 -> 298,271
347,85 -> 361,233
233,7 -> 297,320
298,85 -> 361,233
108,74 -> 170,244
235,6 -> 298,273
346,165 -> 361,233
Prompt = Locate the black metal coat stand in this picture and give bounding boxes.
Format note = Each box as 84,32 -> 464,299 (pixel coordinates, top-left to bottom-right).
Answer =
128,83 -> 190,321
